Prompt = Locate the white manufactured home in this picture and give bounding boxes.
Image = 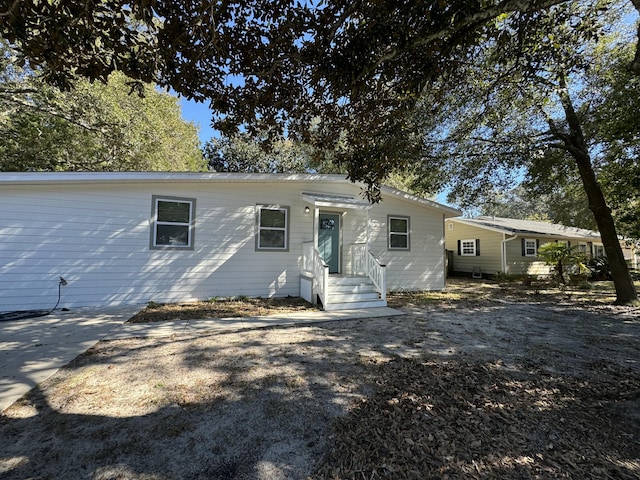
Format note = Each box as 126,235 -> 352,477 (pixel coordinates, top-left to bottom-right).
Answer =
0,172 -> 460,312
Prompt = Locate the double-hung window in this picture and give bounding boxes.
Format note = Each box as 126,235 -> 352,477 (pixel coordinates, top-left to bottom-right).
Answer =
388,215 -> 410,250
256,205 -> 289,251
151,196 -> 195,249
460,239 -> 477,256
524,238 -> 537,257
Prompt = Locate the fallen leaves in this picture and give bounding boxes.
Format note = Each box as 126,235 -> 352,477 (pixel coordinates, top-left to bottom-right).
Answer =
311,357 -> 640,479
127,296 -> 319,323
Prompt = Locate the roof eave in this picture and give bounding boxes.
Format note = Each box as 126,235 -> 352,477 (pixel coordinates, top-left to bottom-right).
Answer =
381,185 -> 462,217
449,217 -> 601,240
0,172 -> 352,186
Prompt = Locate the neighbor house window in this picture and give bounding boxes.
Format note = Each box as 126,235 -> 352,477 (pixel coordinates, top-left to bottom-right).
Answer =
524,238 -> 537,257
578,242 -> 588,255
594,244 -> 605,257
150,196 -> 195,249
388,215 -> 410,250
256,205 -> 289,251
460,239 -> 478,256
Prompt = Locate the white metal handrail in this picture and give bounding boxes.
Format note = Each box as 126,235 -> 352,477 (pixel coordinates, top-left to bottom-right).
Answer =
367,251 -> 386,302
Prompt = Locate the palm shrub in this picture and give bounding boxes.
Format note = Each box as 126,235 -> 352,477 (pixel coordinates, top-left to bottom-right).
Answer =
537,243 -> 589,284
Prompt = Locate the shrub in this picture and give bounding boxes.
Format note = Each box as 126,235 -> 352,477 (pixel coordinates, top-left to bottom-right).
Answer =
587,256 -> 612,281
537,243 -> 588,284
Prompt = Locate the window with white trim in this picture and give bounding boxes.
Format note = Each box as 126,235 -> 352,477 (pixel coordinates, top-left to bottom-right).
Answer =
524,238 -> 537,257
577,242 -> 588,255
256,205 -> 289,251
388,215 -> 410,250
150,196 -> 195,249
460,239 -> 477,256
594,244 -> 605,257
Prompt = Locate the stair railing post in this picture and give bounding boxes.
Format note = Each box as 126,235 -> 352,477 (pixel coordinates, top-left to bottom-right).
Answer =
322,263 -> 329,309
366,250 -> 386,301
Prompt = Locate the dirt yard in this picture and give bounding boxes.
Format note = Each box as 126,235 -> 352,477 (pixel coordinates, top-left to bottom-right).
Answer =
1,279 -> 639,479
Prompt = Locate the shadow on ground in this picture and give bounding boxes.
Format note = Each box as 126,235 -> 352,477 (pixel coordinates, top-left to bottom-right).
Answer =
1,298 -> 639,479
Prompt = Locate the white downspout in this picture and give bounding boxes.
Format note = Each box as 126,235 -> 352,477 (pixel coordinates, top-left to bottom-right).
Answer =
501,234 -> 519,273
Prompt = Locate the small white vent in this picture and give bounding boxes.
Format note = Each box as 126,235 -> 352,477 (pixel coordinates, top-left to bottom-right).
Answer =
447,222 -> 454,231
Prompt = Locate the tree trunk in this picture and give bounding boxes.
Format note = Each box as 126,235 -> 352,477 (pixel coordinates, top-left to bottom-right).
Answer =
558,86 -> 638,304
631,0 -> 640,75
557,260 -> 565,284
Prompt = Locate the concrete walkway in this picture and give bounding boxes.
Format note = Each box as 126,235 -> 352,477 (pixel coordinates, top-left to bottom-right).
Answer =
0,306 -> 403,413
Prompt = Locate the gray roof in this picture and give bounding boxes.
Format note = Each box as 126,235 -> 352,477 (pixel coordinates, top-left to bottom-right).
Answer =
451,216 -> 601,240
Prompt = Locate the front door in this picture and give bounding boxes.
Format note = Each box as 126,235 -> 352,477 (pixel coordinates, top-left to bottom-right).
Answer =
318,213 -> 341,273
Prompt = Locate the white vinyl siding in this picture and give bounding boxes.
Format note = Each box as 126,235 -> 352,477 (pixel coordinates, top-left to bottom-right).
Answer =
151,196 -> 195,249
0,177 -> 451,310
369,201 -> 446,291
0,183 -> 305,310
388,215 -> 410,250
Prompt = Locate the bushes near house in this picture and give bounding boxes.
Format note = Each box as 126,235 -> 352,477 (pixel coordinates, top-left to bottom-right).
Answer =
587,256 -> 613,281
537,243 -> 589,284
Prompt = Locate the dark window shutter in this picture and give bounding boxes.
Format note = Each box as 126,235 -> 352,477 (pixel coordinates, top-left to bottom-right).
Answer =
567,240 -> 571,247
521,238 -> 526,256
457,240 -> 461,256
475,239 -> 480,256
536,239 -> 540,250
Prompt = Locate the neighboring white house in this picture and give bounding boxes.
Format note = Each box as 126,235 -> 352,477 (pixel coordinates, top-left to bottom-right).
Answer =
0,172 -> 461,312
444,216 -> 608,277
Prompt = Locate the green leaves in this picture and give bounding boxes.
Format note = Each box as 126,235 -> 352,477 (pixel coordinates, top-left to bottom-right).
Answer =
0,62 -> 204,172
1,0 -> 639,198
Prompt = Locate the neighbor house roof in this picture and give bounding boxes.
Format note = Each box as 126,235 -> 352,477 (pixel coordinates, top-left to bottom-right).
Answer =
450,216 -> 601,240
0,171 -> 461,217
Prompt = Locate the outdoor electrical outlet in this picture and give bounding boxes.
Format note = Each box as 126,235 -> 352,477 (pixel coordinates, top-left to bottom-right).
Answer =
59,277 -> 68,286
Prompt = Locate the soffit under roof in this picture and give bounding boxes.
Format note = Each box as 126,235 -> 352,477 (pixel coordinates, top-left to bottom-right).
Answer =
302,192 -> 373,210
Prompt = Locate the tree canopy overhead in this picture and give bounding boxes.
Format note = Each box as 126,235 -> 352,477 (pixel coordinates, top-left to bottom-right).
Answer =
403,0 -> 639,303
5,0 -> 638,192
1,0 -> 638,303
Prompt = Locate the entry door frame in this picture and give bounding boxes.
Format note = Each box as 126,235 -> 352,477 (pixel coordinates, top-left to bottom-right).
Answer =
317,211 -> 342,274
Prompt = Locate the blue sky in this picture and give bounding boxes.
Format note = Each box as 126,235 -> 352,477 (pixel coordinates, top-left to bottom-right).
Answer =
178,95 -> 456,207
179,97 -> 217,146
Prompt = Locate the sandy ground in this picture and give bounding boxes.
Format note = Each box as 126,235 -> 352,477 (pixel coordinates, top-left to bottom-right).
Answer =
1,290 -> 639,479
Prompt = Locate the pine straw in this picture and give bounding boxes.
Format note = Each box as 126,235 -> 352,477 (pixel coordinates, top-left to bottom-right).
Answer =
127,296 -> 319,323
312,357 -> 640,480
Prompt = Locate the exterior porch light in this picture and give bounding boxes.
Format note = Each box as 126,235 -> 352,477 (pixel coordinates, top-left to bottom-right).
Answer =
304,206 -> 310,214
